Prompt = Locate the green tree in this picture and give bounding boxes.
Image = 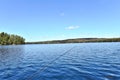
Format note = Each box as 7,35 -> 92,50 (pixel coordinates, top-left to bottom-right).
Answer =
0,32 -> 25,45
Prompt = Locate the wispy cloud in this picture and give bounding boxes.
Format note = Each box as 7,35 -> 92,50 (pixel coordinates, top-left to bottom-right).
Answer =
60,12 -> 65,16
66,26 -> 80,30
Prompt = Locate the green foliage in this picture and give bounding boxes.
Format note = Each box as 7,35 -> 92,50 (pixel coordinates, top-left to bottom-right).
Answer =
26,38 -> 120,44
0,32 -> 25,45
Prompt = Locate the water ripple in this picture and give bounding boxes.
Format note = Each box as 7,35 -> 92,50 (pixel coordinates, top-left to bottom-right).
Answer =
0,43 -> 120,80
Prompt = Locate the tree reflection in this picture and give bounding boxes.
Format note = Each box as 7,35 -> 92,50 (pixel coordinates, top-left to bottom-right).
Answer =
0,45 -> 25,68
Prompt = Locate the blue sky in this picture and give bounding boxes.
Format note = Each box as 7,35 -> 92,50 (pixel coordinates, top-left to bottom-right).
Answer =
0,0 -> 120,42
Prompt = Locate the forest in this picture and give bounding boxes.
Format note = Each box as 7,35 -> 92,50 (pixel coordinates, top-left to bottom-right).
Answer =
0,32 -> 25,45
1,32 -> 120,45
26,38 -> 120,44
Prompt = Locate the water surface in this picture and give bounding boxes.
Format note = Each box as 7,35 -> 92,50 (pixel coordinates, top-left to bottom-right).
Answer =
0,43 -> 120,80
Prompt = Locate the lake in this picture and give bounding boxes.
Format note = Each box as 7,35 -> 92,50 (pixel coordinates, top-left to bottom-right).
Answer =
0,43 -> 120,80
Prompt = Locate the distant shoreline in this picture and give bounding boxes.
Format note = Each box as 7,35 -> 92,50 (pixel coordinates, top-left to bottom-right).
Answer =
26,38 -> 120,44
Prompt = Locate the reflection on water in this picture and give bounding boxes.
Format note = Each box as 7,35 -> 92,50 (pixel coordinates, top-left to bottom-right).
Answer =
0,43 -> 120,80
0,45 -> 24,67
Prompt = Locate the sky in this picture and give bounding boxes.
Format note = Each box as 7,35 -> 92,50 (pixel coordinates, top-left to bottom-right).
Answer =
0,0 -> 120,42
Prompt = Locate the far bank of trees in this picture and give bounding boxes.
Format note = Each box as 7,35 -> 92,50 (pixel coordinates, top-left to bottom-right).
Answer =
0,32 -> 25,45
26,38 -> 120,44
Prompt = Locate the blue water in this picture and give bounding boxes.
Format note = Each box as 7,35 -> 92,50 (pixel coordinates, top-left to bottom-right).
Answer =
0,43 -> 120,80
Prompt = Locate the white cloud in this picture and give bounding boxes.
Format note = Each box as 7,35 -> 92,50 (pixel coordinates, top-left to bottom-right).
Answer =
66,26 -> 80,30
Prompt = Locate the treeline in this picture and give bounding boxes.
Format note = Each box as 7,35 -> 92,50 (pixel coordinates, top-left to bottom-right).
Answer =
0,32 -> 25,45
26,38 -> 120,44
